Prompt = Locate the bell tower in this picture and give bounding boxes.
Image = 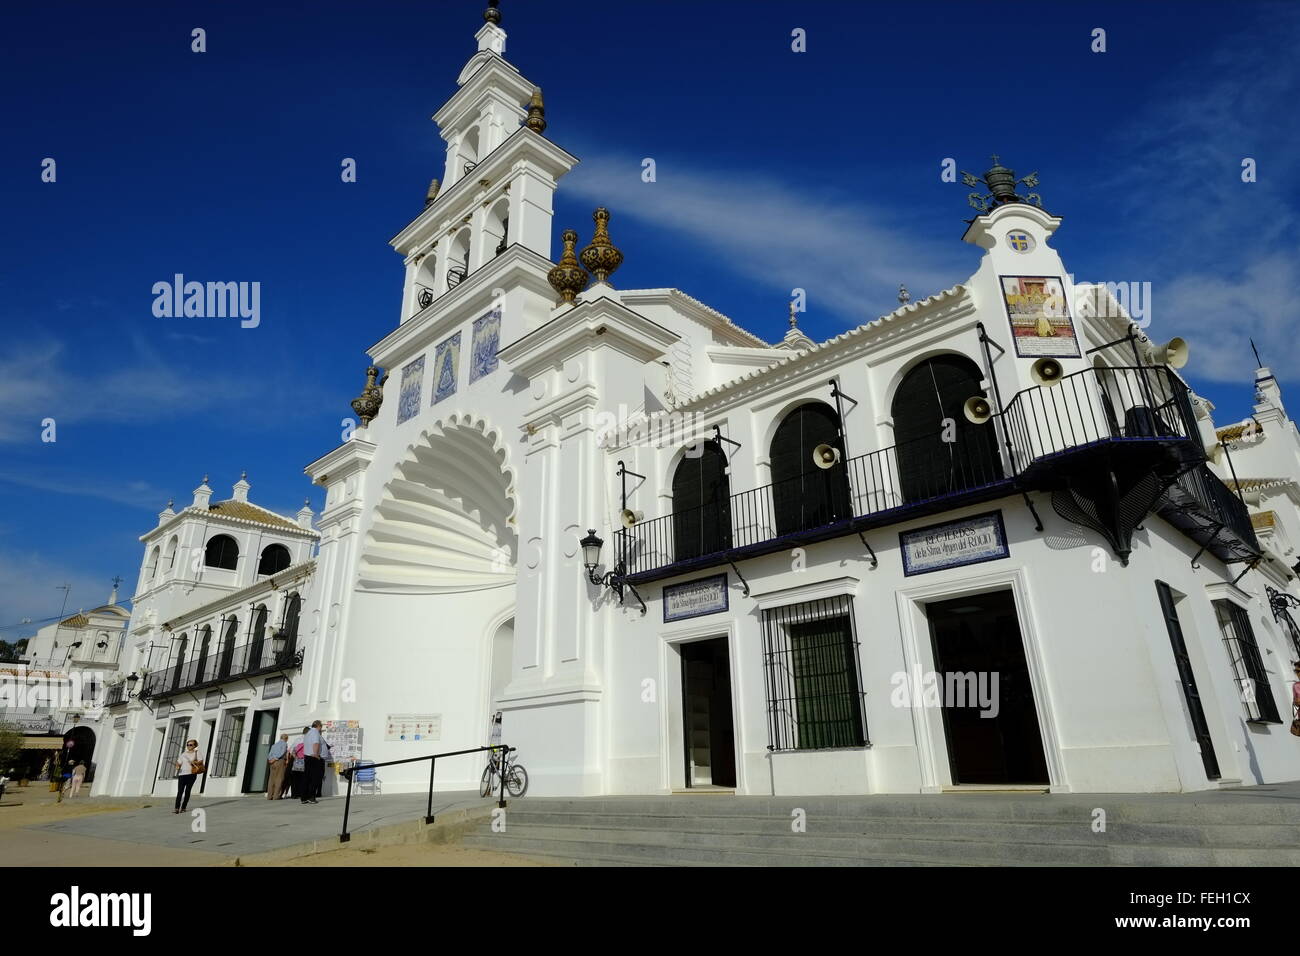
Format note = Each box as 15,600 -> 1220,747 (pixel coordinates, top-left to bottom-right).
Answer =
393,0 -> 575,323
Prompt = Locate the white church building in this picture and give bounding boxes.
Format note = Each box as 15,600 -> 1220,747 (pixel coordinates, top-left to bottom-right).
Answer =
96,2 -> 1300,800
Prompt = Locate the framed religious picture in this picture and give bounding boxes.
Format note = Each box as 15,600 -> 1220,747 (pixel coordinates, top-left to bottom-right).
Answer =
432,332 -> 461,404
470,307 -> 502,383
999,275 -> 1081,358
396,355 -> 425,424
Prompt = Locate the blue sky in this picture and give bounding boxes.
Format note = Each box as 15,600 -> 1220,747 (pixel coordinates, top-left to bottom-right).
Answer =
3,0 -> 1297,634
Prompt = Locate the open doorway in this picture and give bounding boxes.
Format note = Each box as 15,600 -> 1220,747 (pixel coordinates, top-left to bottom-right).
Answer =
926,590 -> 1049,785
679,638 -> 736,789
242,709 -> 279,793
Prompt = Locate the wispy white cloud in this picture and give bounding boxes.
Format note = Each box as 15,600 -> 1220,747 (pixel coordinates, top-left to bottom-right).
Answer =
1103,7 -> 1300,384
0,548 -> 121,642
561,152 -> 968,326
0,469 -> 172,511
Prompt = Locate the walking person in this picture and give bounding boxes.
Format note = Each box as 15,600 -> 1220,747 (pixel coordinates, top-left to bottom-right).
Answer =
67,761 -> 86,798
174,739 -> 203,814
266,733 -> 290,800
301,720 -> 324,804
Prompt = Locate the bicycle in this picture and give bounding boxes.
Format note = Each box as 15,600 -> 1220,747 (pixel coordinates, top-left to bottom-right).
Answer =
480,746 -> 528,798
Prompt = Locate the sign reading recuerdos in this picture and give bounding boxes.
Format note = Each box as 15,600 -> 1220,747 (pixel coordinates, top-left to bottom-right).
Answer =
900,511 -> 1009,576
663,573 -> 729,622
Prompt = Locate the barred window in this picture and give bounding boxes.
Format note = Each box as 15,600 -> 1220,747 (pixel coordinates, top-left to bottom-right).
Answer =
761,594 -> 867,750
1214,600 -> 1281,723
212,709 -> 246,777
158,718 -> 191,780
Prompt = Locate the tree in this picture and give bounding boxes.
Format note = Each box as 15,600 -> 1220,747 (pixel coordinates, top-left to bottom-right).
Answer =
0,721 -> 22,776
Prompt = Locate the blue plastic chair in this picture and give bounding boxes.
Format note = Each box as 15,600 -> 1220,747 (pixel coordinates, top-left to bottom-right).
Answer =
353,759 -> 380,794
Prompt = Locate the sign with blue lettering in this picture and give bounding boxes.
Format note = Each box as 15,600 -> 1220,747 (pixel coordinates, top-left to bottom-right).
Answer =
663,574 -> 729,622
900,511 -> 1009,576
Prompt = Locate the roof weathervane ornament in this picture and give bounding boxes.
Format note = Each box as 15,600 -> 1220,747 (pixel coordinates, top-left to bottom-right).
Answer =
350,365 -> 384,427
548,229 -> 590,304
579,207 -> 624,284
525,88 -> 547,134
788,301 -> 799,329
898,284 -> 911,305
484,0 -> 501,25
960,155 -> 1042,214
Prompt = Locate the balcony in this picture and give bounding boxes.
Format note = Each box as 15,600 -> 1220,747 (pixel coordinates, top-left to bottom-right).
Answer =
623,366 -> 1219,583
104,682 -> 128,707
1156,463 -> 1260,563
142,638 -> 302,700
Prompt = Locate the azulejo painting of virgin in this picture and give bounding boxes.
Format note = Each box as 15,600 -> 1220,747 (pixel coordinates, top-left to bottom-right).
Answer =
396,355 -> 425,424
432,331 -> 461,405
1000,275 -> 1081,358
470,307 -> 502,383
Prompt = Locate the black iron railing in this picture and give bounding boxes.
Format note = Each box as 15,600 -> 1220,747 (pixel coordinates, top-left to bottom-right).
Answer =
104,682 -> 127,707
141,640 -> 302,699
337,745 -> 514,843
1158,463 -> 1259,555
625,366 -> 1199,579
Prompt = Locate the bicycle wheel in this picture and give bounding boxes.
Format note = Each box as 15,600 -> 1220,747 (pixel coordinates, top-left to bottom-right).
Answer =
479,763 -> 495,798
505,763 -> 528,797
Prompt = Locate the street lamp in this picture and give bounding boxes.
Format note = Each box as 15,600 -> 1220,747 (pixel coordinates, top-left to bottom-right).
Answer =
579,529 -> 645,615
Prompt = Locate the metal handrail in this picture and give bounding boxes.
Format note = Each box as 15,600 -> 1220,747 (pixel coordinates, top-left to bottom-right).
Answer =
337,744 -> 514,843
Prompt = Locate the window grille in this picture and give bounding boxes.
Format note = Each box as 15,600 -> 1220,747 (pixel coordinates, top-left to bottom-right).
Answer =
158,718 -> 191,780
1214,600 -> 1281,723
212,710 -> 245,777
761,594 -> 867,751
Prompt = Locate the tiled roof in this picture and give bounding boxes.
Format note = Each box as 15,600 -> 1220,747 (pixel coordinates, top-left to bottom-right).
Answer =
671,284 -> 967,412
208,499 -> 301,531
59,613 -> 89,628
1217,421 -> 1262,442
1226,477 -> 1291,493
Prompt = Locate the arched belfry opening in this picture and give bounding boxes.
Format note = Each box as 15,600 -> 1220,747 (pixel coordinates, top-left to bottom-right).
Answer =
359,413 -> 518,593
891,355 -> 1002,502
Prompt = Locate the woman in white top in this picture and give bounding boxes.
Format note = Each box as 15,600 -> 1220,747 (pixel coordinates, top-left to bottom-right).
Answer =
67,761 -> 87,798
174,740 -> 202,813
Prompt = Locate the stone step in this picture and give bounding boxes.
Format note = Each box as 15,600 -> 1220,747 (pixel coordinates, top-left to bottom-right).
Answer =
464,823 -> 1300,867
501,794 -> 1300,826
495,809 -> 1300,848
473,822 -> 1300,868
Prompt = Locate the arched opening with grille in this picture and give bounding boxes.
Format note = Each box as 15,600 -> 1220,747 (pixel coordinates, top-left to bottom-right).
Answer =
769,403 -> 851,536
205,534 -> 239,570
891,354 -> 1002,503
258,544 -> 291,576
672,439 -> 732,561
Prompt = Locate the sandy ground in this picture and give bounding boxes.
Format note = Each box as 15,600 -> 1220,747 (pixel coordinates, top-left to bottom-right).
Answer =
239,842 -> 560,866
0,785 -> 221,867
0,786 -> 555,867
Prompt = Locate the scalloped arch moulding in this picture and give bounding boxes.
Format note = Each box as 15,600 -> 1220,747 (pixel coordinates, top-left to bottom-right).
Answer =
357,411 -> 519,594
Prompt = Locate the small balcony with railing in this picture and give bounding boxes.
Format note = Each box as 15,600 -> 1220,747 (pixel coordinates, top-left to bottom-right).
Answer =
141,635 -> 302,700
620,365 -> 1255,583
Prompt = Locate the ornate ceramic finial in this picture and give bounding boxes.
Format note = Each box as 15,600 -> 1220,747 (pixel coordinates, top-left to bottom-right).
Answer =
548,229 -> 590,304
898,284 -> 911,305
788,301 -> 798,328
525,88 -> 547,134
350,366 -> 384,427
960,155 -> 1042,214
484,0 -> 501,25
579,207 -> 624,284
425,178 -> 441,206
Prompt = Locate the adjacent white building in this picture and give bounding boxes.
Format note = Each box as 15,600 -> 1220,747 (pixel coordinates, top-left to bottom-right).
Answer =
96,4 -> 1300,800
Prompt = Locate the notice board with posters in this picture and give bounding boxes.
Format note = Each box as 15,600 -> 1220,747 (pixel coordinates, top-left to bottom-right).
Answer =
321,720 -> 363,766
